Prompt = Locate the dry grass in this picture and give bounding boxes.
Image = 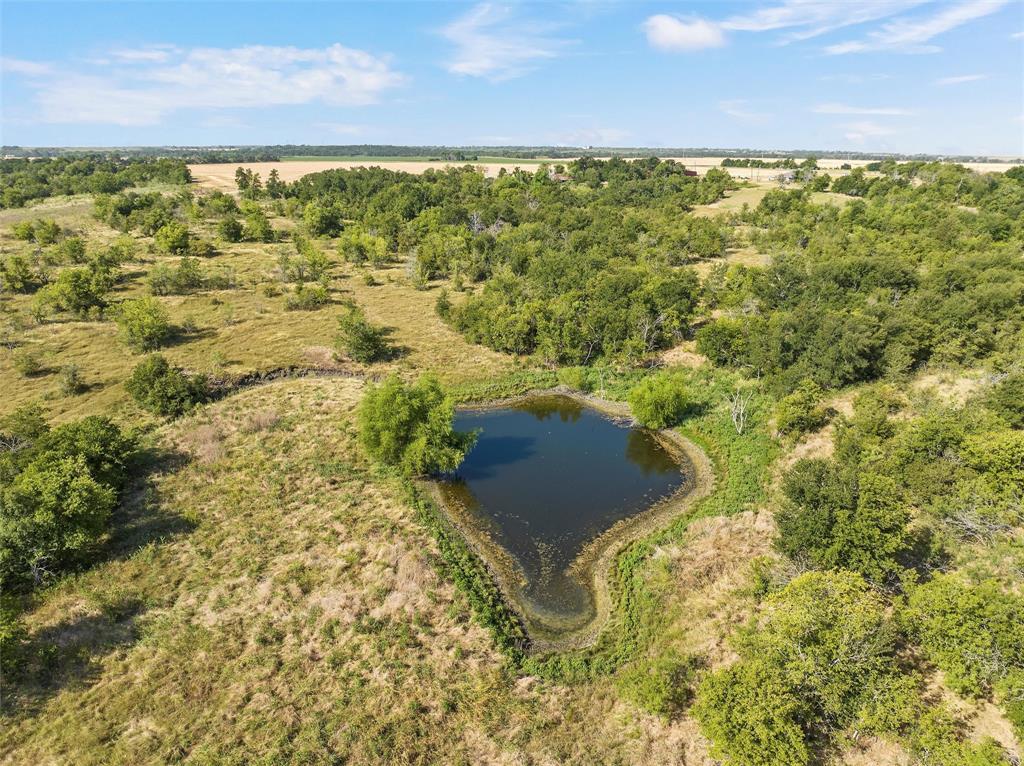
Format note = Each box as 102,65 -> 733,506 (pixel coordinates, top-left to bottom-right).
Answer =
0,378 -> 738,765
0,197 -> 514,424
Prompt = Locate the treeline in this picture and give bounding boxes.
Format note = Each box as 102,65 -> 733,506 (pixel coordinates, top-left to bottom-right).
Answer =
698,162 -> 1024,392
721,157 -> 816,169
0,157 -> 191,209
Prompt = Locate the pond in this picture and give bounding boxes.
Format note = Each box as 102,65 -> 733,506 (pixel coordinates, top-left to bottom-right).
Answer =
437,394 -> 693,638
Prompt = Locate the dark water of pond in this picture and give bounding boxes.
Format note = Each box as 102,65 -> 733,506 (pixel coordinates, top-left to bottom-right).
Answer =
439,395 -> 689,634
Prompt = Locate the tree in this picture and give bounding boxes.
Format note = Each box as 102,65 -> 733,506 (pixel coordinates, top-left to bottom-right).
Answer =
44,267 -> 110,317
154,221 -> 190,254
336,307 -> 391,363
357,374 -> 475,475
243,208 -> 274,242
776,460 -> 910,583
905,574 -> 1023,699
218,217 -> 243,243
115,296 -> 172,352
303,200 -> 344,237
628,372 -> 690,429
125,355 -> 207,417
0,455 -> 115,589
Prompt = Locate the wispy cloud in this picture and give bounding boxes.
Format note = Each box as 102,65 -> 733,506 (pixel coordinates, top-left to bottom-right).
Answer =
718,99 -> 772,123
108,45 -> 182,63
812,103 -> 914,115
641,0 -> 1007,55
935,73 -> 988,85
1,57 -> 54,76
843,120 -> 898,143
642,15 -> 725,51
818,73 -> 892,84
441,3 -> 574,80
3,44 -> 404,126
826,0 -> 1008,54
721,0 -> 928,43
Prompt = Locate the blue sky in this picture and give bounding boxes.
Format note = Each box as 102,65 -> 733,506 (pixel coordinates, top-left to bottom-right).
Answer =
2,1 -> 1022,154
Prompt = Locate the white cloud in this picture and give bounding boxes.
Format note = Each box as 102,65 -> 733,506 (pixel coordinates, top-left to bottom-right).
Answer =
826,0 -> 1009,54
812,102 -> 914,115
441,3 -> 573,80
935,73 -> 988,85
843,120 -> 898,142
1,57 -> 53,76
1012,31 -> 1024,38
5,43 -> 404,126
642,15 -> 725,51
718,99 -> 772,122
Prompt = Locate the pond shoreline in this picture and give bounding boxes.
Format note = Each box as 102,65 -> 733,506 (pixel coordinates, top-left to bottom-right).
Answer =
425,386 -> 716,654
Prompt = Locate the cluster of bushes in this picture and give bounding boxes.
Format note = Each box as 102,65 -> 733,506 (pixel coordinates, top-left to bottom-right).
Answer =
697,164 -> 1024,392
0,407 -> 136,591
125,354 -> 208,417
1,157 -> 189,209
693,377 -> 1022,761
694,570 -> 1012,766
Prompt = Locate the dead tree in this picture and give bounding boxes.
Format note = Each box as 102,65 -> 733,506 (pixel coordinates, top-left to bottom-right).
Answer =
727,386 -> 755,435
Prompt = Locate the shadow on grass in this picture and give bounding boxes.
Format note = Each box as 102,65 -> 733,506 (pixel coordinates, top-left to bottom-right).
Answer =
1,445 -> 196,716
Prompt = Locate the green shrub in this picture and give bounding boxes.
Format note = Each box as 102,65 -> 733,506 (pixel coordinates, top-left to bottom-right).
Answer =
186,238 -> 217,258
54,235 -> 87,263
153,221 -> 190,254
777,460 -> 910,583
125,354 -> 207,417
115,296 -> 172,352
628,372 -> 690,429
45,267 -> 109,317
12,348 -> 44,377
37,416 -> 137,492
357,374 -> 475,476
284,282 -> 329,311
0,255 -> 38,293
218,217 -> 243,242
557,366 -> 592,392
32,219 -> 61,245
904,574 -> 1023,698
336,307 -> 391,362
694,659 -> 811,766
303,200 -> 344,237
58,364 -> 85,396
774,379 -> 829,436
984,373 -> 1024,428
616,650 -> 697,717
